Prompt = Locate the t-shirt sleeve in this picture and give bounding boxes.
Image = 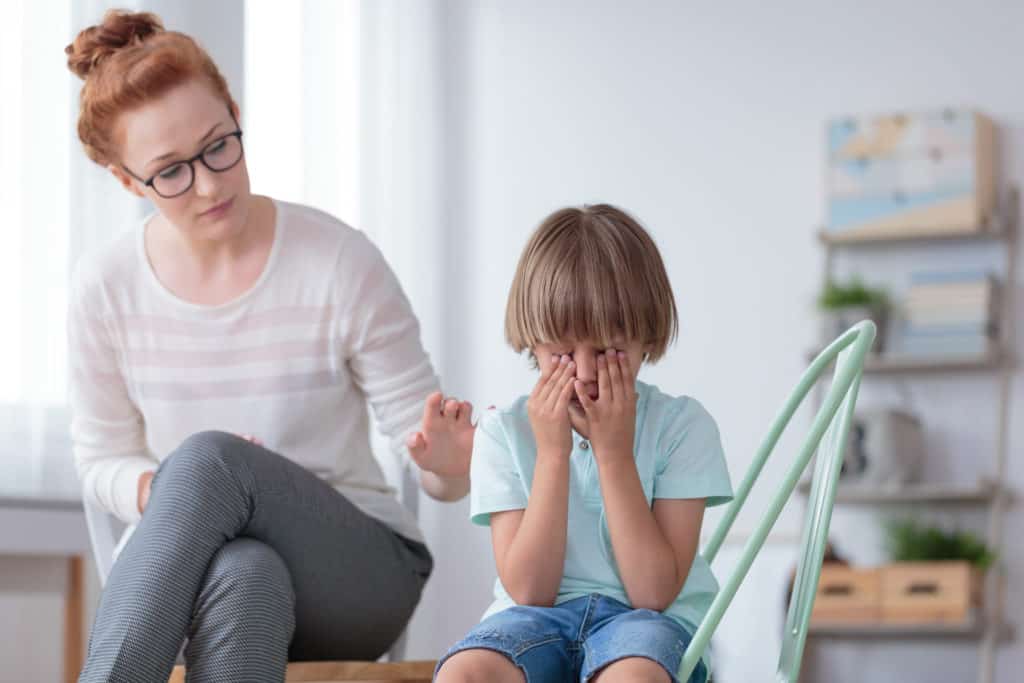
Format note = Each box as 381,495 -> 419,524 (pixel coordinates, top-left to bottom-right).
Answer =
653,397 -> 733,507
469,410 -> 528,526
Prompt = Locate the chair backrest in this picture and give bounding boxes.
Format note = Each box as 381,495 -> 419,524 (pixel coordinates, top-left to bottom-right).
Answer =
677,320 -> 876,682
83,495 -> 125,586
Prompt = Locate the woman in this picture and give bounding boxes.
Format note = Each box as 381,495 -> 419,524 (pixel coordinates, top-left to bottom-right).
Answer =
66,10 -> 473,683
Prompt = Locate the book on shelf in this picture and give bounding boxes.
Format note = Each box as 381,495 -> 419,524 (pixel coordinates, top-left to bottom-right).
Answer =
894,271 -> 999,357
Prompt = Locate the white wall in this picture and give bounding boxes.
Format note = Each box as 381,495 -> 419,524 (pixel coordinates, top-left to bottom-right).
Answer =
408,2 -> 1024,681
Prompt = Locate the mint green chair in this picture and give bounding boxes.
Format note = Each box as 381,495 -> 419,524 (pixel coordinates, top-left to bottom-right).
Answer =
679,320 -> 876,682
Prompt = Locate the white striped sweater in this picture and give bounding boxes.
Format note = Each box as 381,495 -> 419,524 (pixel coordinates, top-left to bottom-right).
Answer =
68,199 -> 438,543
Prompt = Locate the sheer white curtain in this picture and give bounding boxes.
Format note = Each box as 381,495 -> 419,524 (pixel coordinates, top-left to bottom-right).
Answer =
244,1 -> 361,229
0,0 -> 76,488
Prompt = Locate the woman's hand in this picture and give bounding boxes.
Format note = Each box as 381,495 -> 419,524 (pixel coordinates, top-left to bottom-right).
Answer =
137,470 -> 155,514
574,350 -> 636,463
528,354 -> 577,461
407,391 -> 475,479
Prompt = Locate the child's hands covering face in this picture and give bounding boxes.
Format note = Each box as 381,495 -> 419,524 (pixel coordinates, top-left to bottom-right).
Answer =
527,354 -> 577,460
573,349 -> 637,463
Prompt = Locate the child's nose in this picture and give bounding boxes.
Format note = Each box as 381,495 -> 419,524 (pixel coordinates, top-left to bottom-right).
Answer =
574,354 -> 597,383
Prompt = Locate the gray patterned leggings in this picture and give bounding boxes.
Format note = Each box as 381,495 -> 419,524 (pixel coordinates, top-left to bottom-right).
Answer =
78,431 -> 433,683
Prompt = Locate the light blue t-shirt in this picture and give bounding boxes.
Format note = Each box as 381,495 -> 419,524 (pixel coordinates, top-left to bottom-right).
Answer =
470,380 -> 734,637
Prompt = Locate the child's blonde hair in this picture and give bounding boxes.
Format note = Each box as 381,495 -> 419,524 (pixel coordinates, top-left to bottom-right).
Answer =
505,204 -> 678,364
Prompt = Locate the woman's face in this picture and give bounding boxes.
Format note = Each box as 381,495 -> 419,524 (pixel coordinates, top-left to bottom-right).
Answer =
111,78 -> 251,243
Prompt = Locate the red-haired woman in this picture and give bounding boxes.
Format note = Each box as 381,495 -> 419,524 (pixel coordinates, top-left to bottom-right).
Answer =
66,10 -> 472,682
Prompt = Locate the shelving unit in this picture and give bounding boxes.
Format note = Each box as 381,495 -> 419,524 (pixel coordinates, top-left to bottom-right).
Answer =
803,186 -> 1018,683
796,479 -> 1002,505
808,349 -> 1004,373
807,617 -> 1014,640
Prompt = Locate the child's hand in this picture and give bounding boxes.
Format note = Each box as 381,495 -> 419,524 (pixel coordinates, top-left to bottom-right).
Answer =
528,354 -> 577,460
407,391 -> 474,479
574,349 -> 636,463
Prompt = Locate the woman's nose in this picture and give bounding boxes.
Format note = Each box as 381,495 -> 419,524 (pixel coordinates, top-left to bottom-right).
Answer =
193,163 -> 221,198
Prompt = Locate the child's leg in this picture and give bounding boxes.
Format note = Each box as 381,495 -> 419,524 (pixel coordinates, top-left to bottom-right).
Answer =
590,657 -> 671,683
435,600 -> 587,683
581,597 -> 708,683
435,649 -> 525,683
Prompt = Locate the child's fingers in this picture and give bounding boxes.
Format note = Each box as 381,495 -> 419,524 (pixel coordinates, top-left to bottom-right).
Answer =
545,358 -> 575,409
597,352 -> 612,402
539,356 -> 571,404
606,348 -> 624,397
531,354 -> 560,398
617,351 -> 635,397
574,380 -> 596,413
553,368 -> 577,410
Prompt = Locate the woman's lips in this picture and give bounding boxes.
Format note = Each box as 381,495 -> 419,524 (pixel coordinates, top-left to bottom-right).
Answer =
201,197 -> 233,219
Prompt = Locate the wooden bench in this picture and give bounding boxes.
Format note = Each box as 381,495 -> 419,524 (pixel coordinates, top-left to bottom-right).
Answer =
169,660 -> 436,683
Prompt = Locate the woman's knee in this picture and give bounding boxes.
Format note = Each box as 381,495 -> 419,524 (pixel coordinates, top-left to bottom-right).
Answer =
157,430 -> 245,487
198,538 -> 296,627
435,649 -> 525,683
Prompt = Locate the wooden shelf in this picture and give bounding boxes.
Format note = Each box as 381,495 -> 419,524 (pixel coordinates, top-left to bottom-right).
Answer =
863,350 -> 1004,374
796,480 -> 1001,504
818,225 -> 1009,247
807,617 -> 1013,640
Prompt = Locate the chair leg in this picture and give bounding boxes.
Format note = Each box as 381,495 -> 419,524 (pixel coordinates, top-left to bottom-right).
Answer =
64,555 -> 84,683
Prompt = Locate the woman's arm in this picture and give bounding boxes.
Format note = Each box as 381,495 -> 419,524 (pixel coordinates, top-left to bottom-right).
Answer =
338,233 -> 469,501
69,260 -> 157,524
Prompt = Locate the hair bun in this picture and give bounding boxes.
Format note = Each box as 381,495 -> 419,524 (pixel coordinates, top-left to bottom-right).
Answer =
66,10 -> 164,80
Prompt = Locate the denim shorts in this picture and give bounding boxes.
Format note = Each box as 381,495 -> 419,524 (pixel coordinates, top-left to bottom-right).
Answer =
436,594 -> 708,683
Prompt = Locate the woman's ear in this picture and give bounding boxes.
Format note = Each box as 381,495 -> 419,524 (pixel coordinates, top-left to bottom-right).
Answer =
107,165 -> 146,198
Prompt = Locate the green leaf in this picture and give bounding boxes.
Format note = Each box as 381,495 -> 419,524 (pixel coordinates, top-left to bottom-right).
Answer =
885,518 -> 995,570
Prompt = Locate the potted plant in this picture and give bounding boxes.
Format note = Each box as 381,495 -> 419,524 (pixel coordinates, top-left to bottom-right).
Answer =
885,519 -> 995,569
880,519 -> 994,624
817,277 -> 889,351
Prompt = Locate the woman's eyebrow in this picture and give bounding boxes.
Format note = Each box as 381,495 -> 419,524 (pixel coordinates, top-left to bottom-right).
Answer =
146,121 -> 225,168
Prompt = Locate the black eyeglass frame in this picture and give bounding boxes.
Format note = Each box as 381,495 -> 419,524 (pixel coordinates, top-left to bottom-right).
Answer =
121,129 -> 245,199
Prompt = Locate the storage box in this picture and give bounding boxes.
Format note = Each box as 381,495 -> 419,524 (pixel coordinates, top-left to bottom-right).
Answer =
826,109 -> 996,239
880,561 -> 983,624
810,566 -> 881,623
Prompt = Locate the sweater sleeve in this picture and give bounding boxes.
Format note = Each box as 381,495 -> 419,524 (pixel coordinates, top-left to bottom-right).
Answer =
337,232 -> 442,470
68,258 -> 157,525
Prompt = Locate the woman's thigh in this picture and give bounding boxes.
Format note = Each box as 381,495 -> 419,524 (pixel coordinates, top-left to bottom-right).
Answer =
159,431 -> 433,660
